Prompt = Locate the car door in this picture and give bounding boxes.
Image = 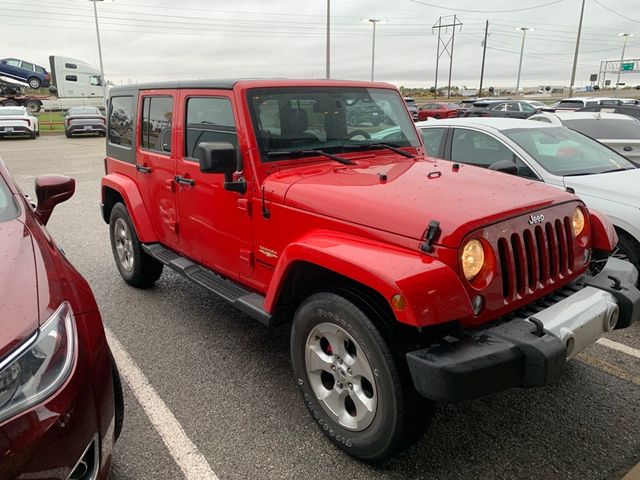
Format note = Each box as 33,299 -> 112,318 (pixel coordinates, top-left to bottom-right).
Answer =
175,91 -> 253,279
0,59 -> 23,81
135,91 -> 180,246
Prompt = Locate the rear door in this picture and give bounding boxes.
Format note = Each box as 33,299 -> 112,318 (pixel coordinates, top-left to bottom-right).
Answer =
175,90 -> 254,279
136,90 -> 180,246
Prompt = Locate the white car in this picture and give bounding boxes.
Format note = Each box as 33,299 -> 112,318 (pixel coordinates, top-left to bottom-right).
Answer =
554,97 -> 622,111
415,117 -> 640,278
0,106 -> 39,139
529,111 -> 640,166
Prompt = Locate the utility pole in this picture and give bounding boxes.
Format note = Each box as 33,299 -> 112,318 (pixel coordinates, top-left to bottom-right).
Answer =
89,0 -> 107,103
569,0 -> 586,97
515,27 -> 533,98
363,19 -> 385,81
616,33 -> 633,97
325,0 -> 330,79
478,20 -> 489,97
432,15 -> 463,99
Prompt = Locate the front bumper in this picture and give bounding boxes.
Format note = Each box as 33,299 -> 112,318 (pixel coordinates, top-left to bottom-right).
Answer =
407,258 -> 640,402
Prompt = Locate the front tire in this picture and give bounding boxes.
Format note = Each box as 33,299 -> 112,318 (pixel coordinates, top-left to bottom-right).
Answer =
109,203 -> 163,288
291,291 -> 432,461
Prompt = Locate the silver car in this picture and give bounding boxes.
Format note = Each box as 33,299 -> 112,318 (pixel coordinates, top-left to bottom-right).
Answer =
415,117 -> 640,278
529,111 -> 640,166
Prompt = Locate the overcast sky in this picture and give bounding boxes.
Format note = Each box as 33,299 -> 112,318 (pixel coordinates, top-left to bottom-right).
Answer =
2,0 -> 640,89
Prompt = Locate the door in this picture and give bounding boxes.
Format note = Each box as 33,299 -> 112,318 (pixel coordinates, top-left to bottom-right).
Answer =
136,91 -> 180,246
1,59 -> 22,81
175,91 -> 254,279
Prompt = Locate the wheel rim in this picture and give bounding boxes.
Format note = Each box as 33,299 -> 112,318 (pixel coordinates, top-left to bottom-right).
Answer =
305,322 -> 378,431
588,244 -> 629,276
114,218 -> 134,272
29,79 -> 39,88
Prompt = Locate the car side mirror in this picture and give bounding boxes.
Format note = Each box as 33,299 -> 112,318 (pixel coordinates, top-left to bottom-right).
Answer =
161,129 -> 172,153
488,160 -> 518,176
196,142 -> 246,193
35,175 -> 75,225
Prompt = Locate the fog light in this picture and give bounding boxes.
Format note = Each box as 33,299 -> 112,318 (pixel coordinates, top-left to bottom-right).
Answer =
471,295 -> 484,315
391,294 -> 406,311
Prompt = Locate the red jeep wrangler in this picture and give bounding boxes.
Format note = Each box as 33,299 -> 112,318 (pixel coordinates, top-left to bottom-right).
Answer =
101,80 -> 640,461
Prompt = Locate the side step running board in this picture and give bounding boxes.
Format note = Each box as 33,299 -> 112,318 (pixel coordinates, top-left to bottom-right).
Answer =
142,243 -> 273,326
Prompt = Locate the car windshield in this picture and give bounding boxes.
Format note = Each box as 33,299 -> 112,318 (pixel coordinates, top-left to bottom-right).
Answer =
0,177 -> 19,223
503,126 -> 635,176
247,87 -> 420,161
562,118 -> 640,140
0,108 -> 24,116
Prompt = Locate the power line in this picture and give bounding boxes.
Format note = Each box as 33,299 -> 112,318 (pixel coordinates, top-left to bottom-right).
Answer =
592,0 -> 640,25
410,0 -> 565,14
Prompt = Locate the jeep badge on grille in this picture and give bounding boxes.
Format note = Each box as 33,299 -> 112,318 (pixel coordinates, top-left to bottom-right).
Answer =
528,213 -> 545,225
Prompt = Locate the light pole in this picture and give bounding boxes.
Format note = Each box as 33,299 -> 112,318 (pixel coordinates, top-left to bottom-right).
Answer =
569,0 -> 586,97
89,0 -> 107,103
363,19 -> 386,81
325,0 -> 330,79
515,27 -> 533,98
616,33 -> 634,97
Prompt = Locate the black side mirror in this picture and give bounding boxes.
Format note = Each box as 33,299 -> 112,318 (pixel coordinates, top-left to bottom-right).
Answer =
196,142 -> 246,193
488,160 -> 518,176
35,175 -> 75,225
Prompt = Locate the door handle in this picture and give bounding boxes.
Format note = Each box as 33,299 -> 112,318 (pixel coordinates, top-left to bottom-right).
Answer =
136,165 -> 152,173
175,175 -> 195,186
623,146 -> 633,152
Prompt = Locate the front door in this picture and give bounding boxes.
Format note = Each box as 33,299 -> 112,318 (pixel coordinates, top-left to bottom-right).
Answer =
175,91 -> 253,280
136,90 -> 179,246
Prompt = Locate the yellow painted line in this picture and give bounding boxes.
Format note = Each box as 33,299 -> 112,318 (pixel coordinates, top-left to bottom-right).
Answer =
623,462 -> 640,480
597,338 -> 640,361
576,353 -> 640,386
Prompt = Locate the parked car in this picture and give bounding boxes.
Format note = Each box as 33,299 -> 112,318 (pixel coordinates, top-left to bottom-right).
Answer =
456,97 -> 496,117
529,111 -> 640,165
554,97 -> 621,111
101,79 -> 638,461
464,100 -> 539,119
0,58 -> 51,89
416,102 -> 458,121
415,117 -> 640,277
0,160 -> 123,479
0,106 -> 39,139
403,96 -> 418,120
578,103 -> 640,120
346,98 -> 387,126
65,106 -> 106,137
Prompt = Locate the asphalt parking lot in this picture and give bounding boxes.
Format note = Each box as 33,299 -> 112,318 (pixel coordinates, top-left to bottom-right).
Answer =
1,134 -> 640,479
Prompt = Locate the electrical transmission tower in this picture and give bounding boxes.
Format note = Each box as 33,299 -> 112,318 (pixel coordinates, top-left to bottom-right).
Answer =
433,15 -> 463,99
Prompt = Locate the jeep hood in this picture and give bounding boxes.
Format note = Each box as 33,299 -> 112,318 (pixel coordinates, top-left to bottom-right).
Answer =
277,158 -> 576,247
0,218 -> 39,359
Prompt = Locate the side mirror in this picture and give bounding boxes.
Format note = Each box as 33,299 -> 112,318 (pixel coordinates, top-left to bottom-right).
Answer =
35,175 -> 75,225
48,85 -> 58,96
488,160 -> 518,176
161,129 -> 172,153
196,142 -> 246,193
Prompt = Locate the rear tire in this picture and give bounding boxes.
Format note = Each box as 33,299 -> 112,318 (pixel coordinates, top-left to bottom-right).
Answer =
616,231 -> 640,286
109,203 -> 163,288
65,130 -> 72,138
291,291 -> 433,461
29,132 -> 36,139
27,77 -> 41,89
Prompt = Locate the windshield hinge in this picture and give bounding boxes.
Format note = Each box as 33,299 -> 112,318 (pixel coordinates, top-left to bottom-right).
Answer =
420,220 -> 441,253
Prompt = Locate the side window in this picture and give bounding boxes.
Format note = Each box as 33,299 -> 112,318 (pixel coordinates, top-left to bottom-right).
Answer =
492,103 -> 506,111
451,129 -> 513,167
514,157 -> 539,180
90,75 -> 102,86
65,63 -> 77,69
6,59 -> 20,67
141,96 -> 173,154
65,75 -> 78,82
506,102 -> 519,111
34,65 -> 46,74
185,97 -> 237,160
419,128 -> 446,158
20,61 -> 34,71
109,96 -> 134,148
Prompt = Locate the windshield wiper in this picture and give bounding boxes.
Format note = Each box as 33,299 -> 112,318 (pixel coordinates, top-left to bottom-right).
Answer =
564,167 -> 628,176
341,142 -> 415,158
599,167 -> 629,174
266,149 -> 355,165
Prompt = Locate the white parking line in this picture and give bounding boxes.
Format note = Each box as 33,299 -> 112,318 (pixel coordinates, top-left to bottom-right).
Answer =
106,328 -> 219,480
597,338 -> 640,360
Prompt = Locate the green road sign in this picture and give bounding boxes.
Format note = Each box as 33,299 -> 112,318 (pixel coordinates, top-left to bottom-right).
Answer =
621,62 -> 634,71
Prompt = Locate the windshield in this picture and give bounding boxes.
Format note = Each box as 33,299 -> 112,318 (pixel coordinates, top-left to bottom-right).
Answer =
562,118 -> 640,140
504,126 -> 635,176
0,109 -> 24,116
0,177 -> 19,223
247,87 -> 420,161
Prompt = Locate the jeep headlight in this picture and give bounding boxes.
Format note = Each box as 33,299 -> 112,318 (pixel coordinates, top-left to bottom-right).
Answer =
572,207 -> 585,237
0,302 -> 76,423
461,239 -> 485,281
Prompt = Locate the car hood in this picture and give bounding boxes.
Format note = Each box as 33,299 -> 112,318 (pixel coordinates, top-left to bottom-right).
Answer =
563,168 -> 640,208
0,218 -> 39,359
272,156 -> 575,247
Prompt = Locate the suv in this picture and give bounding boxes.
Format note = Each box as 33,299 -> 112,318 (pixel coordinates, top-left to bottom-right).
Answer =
101,79 -> 640,461
0,58 -> 51,89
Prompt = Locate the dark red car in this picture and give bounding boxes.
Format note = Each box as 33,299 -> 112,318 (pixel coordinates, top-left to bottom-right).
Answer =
0,160 -> 123,479
416,102 -> 459,121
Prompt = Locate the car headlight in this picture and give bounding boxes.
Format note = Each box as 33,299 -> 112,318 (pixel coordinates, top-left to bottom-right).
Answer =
572,207 -> 585,237
0,302 -> 76,423
461,239 -> 485,281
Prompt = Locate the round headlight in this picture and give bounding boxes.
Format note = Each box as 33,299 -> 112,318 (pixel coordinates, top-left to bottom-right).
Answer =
572,208 -> 585,237
462,239 -> 485,281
